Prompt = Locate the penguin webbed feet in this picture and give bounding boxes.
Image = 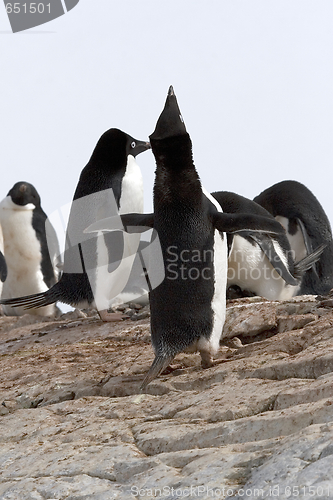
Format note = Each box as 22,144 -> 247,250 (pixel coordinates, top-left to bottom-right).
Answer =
199,350 -> 228,369
140,351 -> 229,392
202,356 -> 229,369
98,309 -> 129,322
199,350 -> 214,369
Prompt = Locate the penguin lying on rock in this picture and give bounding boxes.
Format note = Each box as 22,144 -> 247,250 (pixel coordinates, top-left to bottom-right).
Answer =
0,129 -> 150,320
0,181 -> 60,316
212,191 -> 325,300
86,86 -> 287,390
254,180 -> 333,295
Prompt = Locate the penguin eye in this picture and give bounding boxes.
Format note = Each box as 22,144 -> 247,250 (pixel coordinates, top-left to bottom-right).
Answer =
131,141 -> 136,148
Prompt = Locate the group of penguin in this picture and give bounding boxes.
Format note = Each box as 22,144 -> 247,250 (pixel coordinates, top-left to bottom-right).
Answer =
1,86 -> 332,389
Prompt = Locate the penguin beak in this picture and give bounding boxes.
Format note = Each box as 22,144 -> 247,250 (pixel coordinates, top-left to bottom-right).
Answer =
132,140 -> 151,157
149,85 -> 187,140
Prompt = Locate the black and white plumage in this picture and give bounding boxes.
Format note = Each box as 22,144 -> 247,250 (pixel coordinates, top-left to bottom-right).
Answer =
0,226 -> 7,299
86,87 -> 286,389
254,180 -> 333,295
0,129 -> 150,320
0,181 -> 60,316
212,191 -> 325,300
109,239 -> 151,307
0,251 -> 6,288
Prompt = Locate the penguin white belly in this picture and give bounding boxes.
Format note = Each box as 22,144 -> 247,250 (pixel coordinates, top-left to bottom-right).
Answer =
0,199 -> 54,316
110,250 -> 149,307
91,231 -> 140,311
118,155 -> 144,214
197,229 -> 227,356
275,216 -> 307,262
227,235 -> 299,301
111,155 -> 144,306
92,155 -> 144,310
196,189 -> 228,359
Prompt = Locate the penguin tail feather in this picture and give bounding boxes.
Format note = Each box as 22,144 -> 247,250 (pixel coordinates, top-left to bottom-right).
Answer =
140,354 -> 175,392
0,289 -> 56,310
293,244 -> 326,280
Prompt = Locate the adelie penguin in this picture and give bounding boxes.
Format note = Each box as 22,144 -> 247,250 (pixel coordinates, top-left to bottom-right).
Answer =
254,180 -> 333,295
0,182 -> 60,316
86,86 -> 286,389
212,191 -> 325,300
0,129 -> 150,320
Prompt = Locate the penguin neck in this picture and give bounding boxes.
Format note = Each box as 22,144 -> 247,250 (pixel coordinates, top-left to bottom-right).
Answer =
73,158 -> 127,201
118,155 -> 144,214
152,134 -> 202,208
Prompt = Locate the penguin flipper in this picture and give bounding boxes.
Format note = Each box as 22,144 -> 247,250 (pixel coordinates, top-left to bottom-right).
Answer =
85,213 -> 154,235
45,217 -> 62,282
295,217 -> 320,279
120,213 -> 154,232
0,289 -> 57,310
293,244 -> 327,280
244,232 -> 299,286
140,354 -> 175,392
213,212 -> 285,235
0,251 -> 7,283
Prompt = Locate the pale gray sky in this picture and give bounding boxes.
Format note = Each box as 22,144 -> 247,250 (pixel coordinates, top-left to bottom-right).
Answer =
1,1 -> 333,229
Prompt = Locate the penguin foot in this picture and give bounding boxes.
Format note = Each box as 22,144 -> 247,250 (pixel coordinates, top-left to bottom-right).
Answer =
210,357 -> 230,367
98,310 -> 129,322
200,352 -> 229,369
200,351 -> 214,368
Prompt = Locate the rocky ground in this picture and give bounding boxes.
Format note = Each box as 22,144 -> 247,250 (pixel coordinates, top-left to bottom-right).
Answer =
0,296 -> 333,499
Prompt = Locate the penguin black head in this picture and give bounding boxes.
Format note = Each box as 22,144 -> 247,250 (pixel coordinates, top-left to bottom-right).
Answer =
7,182 -> 41,207
126,134 -> 151,158
150,86 -> 187,141
90,128 -> 150,169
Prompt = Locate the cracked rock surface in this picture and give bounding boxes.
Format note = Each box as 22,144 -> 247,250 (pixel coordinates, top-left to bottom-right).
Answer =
1,296 -> 333,499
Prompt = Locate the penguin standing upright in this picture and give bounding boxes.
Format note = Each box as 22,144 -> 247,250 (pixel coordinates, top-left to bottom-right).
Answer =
0,129 -> 150,320
254,180 -> 333,295
87,87 -> 285,388
0,182 -> 59,316
212,191 -> 325,300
